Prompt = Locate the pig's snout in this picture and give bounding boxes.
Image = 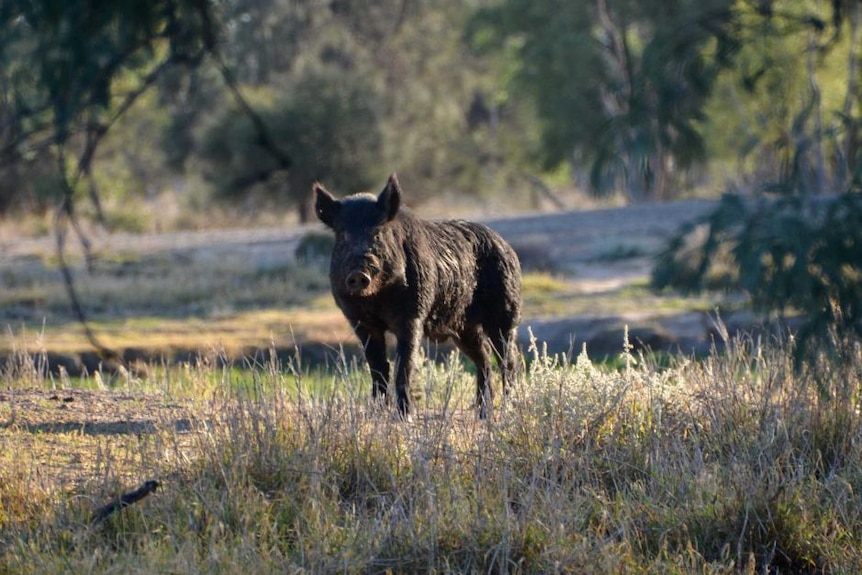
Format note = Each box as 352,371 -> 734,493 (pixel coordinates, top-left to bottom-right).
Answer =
345,270 -> 372,293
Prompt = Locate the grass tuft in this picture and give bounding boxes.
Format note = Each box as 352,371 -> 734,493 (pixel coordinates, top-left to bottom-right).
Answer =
1,334 -> 862,572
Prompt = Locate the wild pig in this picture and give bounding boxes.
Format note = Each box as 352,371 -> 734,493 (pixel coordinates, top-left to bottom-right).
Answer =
313,173 -> 522,419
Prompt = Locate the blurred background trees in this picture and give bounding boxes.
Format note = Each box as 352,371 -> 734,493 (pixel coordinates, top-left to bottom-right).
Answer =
0,0 -> 860,226
647,1 -> 862,363
2,0 -> 861,360
468,0 -> 737,201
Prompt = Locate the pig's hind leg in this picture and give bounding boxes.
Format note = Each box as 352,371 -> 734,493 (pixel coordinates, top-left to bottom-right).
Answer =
457,328 -> 495,419
490,327 -> 521,396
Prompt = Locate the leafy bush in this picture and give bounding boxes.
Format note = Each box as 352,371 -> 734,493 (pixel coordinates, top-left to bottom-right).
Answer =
294,230 -> 334,265
653,191 -> 862,370
199,65 -> 383,221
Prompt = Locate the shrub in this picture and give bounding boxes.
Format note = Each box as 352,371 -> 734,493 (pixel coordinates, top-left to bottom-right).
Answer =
199,65 -> 383,221
294,231 -> 334,265
653,191 -> 862,374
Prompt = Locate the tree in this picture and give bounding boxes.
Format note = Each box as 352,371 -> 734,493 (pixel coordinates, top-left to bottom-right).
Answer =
650,2 -> 862,374
0,0 -> 300,218
0,0 -> 291,354
699,0 -> 862,196
468,0 -> 737,201
199,65 -> 383,222
653,191 -> 862,373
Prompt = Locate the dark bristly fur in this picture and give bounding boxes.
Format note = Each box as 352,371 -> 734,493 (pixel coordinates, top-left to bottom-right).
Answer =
314,173 -> 522,418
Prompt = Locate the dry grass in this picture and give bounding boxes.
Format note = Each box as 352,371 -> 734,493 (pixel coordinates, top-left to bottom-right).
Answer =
4,308 -> 352,357
1,332 -> 861,573
0,202 -> 849,572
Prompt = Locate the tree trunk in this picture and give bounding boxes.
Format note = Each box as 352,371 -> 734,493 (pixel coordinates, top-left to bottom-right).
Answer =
840,2 -> 862,187
807,25 -> 826,194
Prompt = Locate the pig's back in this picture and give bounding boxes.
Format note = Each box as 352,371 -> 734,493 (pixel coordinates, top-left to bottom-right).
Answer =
406,218 -> 521,336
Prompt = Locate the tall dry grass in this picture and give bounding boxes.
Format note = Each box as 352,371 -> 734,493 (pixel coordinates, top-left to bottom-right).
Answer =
1,331 -> 861,573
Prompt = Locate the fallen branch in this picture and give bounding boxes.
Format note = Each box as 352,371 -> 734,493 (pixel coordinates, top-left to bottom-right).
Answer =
90,480 -> 160,525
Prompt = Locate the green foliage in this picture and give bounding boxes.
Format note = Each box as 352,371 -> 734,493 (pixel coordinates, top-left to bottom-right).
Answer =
467,2 -> 606,170
0,0 -> 213,214
199,65 -> 383,220
468,0 -> 737,200
700,1 -> 862,195
2,0 -> 862,220
657,2 -> 862,363
653,191 -> 862,367
469,0 -> 862,201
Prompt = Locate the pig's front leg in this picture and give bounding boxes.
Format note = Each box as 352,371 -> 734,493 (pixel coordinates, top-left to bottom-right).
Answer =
354,323 -> 390,403
393,320 -> 423,419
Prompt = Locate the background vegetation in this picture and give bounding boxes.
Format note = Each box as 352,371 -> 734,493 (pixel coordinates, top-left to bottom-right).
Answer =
2,0 -> 861,228
2,2 -> 862,573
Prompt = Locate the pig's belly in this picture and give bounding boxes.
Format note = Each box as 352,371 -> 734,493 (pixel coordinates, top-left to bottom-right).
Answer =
422,314 -> 466,343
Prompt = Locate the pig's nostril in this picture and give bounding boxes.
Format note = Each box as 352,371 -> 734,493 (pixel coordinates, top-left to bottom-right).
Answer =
345,271 -> 371,292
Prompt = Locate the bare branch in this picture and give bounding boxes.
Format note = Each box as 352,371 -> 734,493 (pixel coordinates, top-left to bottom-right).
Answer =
193,0 -> 291,173
90,480 -> 160,525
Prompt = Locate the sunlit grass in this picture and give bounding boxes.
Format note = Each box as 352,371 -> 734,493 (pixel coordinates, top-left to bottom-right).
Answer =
522,272 -> 733,318
2,308 -> 353,357
1,332 -> 861,573
3,265 -> 734,363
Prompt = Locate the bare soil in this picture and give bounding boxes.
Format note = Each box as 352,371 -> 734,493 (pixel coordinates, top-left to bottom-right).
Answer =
0,387 -> 199,493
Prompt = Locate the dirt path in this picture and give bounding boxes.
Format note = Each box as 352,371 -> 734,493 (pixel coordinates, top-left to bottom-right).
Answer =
490,199 -> 727,356
2,198 -> 714,267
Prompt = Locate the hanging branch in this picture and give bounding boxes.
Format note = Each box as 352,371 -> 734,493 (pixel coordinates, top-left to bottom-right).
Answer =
46,0 -> 290,360
71,54 -> 187,226
54,146 -> 117,360
193,0 -> 292,173
82,125 -> 107,226
215,61 -> 292,172
52,53 -> 193,360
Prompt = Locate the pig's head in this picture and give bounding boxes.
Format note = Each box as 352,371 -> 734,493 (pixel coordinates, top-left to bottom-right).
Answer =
313,173 -> 406,297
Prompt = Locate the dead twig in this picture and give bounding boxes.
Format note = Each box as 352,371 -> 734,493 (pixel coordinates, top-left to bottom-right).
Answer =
90,480 -> 160,525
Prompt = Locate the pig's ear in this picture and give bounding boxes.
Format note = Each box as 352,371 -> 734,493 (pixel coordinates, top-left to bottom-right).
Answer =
313,183 -> 340,228
377,173 -> 401,222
